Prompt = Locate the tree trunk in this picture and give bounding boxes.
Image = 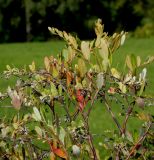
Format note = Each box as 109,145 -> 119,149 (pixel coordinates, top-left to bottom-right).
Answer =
24,0 -> 32,41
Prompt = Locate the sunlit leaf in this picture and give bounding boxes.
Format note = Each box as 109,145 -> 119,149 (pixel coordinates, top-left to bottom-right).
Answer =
68,34 -> 78,49
35,126 -> 43,137
96,73 -> 105,89
98,38 -> 108,59
95,19 -> 103,37
1,126 -> 11,138
137,56 -> 141,67
120,33 -> 126,46
142,56 -> 154,66
32,107 -> 42,121
29,61 -> 35,72
58,85 -> 63,96
59,127 -> 66,145
126,55 -> 133,73
44,56 -> 50,72
68,46 -> 75,62
81,41 -> 90,60
118,82 -> 127,93
111,68 -> 120,79
52,66 -> 59,78
50,82 -> 58,97
110,34 -> 121,53
78,58 -> 87,78
62,48 -> 69,62
137,112 -> 151,121
130,54 -> 137,69
6,65 -> 11,71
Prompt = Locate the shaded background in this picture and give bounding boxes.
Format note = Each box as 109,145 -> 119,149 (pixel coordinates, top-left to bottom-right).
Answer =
0,0 -> 154,43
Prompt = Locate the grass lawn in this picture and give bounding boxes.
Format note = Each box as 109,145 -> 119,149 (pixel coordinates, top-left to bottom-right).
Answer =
0,37 -> 154,158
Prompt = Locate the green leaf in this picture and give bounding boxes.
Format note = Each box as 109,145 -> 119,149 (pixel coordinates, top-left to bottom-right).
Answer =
98,38 -> 109,59
50,82 -> 58,97
95,19 -> 103,37
102,59 -> 109,72
68,34 -> 78,49
120,34 -> 126,46
29,61 -> 35,72
62,48 -> 69,62
68,46 -> 75,62
96,73 -> 105,89
44,56 -> 50,72
81,41 -> 90,60
78,58 -> 87,78
58,85 -> 63,96
111,68 -> 120,79
52,66 -> 59,78
6,65 -> 11,71
137,56 -> 141,67
126,55 -> 133,73
118,82 -> 126,93
138,81 -> 145,96
130,54 -> 137,69
32,107 -> 42,121
35,126 -> 43,137
1,126 -> 11,138
142,56 -> 154,66
59,127 -> 66,145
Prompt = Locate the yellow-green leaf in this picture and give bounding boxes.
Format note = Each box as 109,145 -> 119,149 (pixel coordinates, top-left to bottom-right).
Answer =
118,82 -> 126,93
35,126 -> 43,137
111,68 -> 120,79
137,56 -> 141,67
32,107 -> 42,121
98,38 -> 108,59
78,58 -> 87,78
81,41 -> 90,60
50,82 -> 58,97
29,61 -> 35,72
44,57 -> 50,72
96,73 -> 105,89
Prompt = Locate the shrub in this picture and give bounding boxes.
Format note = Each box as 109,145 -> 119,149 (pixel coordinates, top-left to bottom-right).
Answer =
0,19 -> 154,159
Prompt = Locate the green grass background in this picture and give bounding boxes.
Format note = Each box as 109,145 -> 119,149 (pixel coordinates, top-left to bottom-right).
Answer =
0,37 -> 154,158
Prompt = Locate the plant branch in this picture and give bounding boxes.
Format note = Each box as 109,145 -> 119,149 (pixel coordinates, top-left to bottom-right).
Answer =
81,112 -> 98,160
86,89 -> 99,118
126,122 -> 152,160
104,98 -> 122,134
122,97 -> 135,135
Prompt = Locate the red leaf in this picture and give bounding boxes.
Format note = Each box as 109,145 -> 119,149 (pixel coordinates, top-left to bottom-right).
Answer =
49,142 -> 67,159
76,89 -> 87,111
52,148 -> 67,159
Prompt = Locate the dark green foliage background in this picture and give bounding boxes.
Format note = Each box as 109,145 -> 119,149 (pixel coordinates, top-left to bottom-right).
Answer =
0,0 -> 154,42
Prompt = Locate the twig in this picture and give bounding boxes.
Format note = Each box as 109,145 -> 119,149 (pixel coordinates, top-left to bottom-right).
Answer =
122,97 -> 135,135
126,122 -> 152,160
81,112 -> 98,160
86,89 -> 99,118
104,98 -> 122,134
